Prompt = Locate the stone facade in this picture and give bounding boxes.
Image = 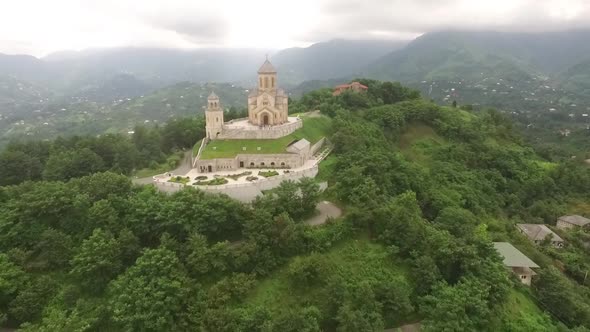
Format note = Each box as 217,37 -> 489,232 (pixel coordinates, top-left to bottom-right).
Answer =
196,58 -> 320,174
205,92 -> 224,139
196,152 -> 307,173
248,59 -> 288,126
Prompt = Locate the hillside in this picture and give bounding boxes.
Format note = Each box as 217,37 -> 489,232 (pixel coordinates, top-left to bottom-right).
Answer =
0,82 -> 247,146
273,39 -> 405,84
2,81 -> 590,330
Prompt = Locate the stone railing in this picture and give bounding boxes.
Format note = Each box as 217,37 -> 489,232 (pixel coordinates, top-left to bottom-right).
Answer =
192,138 -> 208,168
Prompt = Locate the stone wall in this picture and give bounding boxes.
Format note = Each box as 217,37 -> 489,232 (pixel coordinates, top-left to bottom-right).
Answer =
218,119 -> 302,139
195,152 -> 304,173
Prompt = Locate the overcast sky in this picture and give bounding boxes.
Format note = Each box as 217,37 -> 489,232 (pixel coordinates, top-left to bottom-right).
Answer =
1,0 -> 589,57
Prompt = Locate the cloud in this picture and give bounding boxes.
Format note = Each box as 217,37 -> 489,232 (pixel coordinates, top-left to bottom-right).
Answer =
1,0 -> 590,56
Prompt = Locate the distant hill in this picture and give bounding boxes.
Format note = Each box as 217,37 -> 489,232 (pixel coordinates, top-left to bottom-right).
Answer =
273,39 -> 406,84
560,59 -> 590,96
365,30 -> 590,83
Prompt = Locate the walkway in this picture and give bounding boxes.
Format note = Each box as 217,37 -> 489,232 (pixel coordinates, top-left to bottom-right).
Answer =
132,150 -> 192,185
306,201 -> 342,225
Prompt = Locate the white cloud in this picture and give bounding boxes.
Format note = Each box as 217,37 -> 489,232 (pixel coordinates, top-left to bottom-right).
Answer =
0,0 -> 589,56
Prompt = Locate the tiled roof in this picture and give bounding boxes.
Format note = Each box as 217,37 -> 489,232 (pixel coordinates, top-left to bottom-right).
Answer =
559,215 -> 590,227
258,59 -> 276,73
517,224 -> 563,242
493,242 -> 540,268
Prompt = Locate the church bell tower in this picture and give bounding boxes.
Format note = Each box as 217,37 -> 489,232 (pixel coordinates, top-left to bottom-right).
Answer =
205,92 -> 224,139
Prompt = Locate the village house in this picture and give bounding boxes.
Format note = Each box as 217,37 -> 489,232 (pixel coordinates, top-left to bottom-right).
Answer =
557,215 -> 590,230
493,242 -> 540,286
332,81 -> 368,96
516,223 -> 564,248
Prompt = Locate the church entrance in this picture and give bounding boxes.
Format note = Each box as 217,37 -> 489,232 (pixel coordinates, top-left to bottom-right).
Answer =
263,114 -> 269,125
207,165 -> 212,172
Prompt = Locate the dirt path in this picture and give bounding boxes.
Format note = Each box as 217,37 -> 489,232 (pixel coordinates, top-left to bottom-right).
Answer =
132,150 -> 192,185
306,201 -> 342,225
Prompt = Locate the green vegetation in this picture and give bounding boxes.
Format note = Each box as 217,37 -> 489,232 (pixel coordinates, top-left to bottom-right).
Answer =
200,115 -> 331,159
226,171 -> 252,181
0,117 -> 205,186
168,176 -> 190,184
193,177 -> 228,186
258,170 -> 279,178
2,79 -> 590,331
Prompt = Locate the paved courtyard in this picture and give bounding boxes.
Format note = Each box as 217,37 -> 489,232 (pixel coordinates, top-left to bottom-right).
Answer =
181,159 -> 318,185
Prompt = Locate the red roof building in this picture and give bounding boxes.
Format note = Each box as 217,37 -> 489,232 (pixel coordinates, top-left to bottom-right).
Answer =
332,81 -> 368,96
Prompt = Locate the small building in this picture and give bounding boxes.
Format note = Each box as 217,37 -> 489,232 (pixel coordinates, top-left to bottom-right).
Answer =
516,224 -> 564,248
493,242 -> 540,286
557,215 -> 590,230
332,81 -> 368,96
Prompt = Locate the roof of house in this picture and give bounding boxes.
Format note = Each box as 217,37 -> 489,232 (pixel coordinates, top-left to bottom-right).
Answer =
287,138 -> 310,153
516,223 -> 564,242
258,59 -> 276,73
558,215 -> 590,227
334,82 -> 369,90
493,242 -> 540,268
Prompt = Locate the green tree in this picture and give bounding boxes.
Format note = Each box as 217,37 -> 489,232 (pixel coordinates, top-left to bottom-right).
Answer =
108,248 -> 190,331
70,229 -> 122,291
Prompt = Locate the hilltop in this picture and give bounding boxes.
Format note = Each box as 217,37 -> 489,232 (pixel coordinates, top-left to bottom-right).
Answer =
2,81 -> 590,330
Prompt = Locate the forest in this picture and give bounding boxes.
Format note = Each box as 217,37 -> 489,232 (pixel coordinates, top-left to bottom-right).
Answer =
1,80 -> 590,331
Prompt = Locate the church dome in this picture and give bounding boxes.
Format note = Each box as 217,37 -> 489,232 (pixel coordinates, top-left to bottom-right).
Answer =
257,59 -> 276,74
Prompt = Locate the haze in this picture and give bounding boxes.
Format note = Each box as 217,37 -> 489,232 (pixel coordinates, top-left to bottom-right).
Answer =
1,0 -> 590,56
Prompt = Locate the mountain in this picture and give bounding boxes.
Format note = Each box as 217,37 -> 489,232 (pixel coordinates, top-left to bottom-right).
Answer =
366,30 -> 590,83
560,59 -> 590,96
272,39 -> 406,84
365,31 -> 540,83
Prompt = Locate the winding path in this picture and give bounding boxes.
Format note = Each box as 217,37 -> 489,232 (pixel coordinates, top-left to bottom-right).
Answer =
306,201 -> 342,225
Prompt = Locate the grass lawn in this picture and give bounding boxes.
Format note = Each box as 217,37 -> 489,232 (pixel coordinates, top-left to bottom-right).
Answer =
200,115 -> 331,159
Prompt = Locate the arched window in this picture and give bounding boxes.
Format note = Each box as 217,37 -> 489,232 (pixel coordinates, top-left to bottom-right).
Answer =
281,162 -> 285,166
271,162 -> 275,166
271,77 -> 275,87
264,77 -> 269,89
250,162 -> 255,166
216,117 -> 219,122
259,77 -> 263,87
261,162 -> 265,166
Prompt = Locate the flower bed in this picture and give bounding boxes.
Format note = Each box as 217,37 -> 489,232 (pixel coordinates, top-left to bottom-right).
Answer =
246,176 -> 259,182
195,175 -> 208,180
226,171 -> 252,181
193,178 -> 229,186
258,170 -> 279,178
168,176 -> 190,185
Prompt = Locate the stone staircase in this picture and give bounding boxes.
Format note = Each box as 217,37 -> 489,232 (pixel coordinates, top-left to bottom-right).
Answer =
314,144 -> 333,162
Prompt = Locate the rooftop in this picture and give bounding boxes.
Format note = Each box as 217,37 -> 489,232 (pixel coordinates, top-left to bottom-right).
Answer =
258,59 -> 277,74
493,242 -> 540,268
559,215 -> 590,227
516,223 -> 563,242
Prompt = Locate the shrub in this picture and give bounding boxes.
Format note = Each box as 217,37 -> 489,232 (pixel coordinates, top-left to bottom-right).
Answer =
246,176 -> 258,181
193,178 -> 229,186
195,175 -> 208,180
258,170 -> 279,178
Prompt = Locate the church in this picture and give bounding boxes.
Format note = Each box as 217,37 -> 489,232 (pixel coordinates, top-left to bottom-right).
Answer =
204,58 -> 295,140
193,58 -> 325,174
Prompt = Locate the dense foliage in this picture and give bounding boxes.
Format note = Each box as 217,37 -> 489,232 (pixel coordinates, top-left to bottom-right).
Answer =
2,79 -> 590,331
0,116 -> 206,186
